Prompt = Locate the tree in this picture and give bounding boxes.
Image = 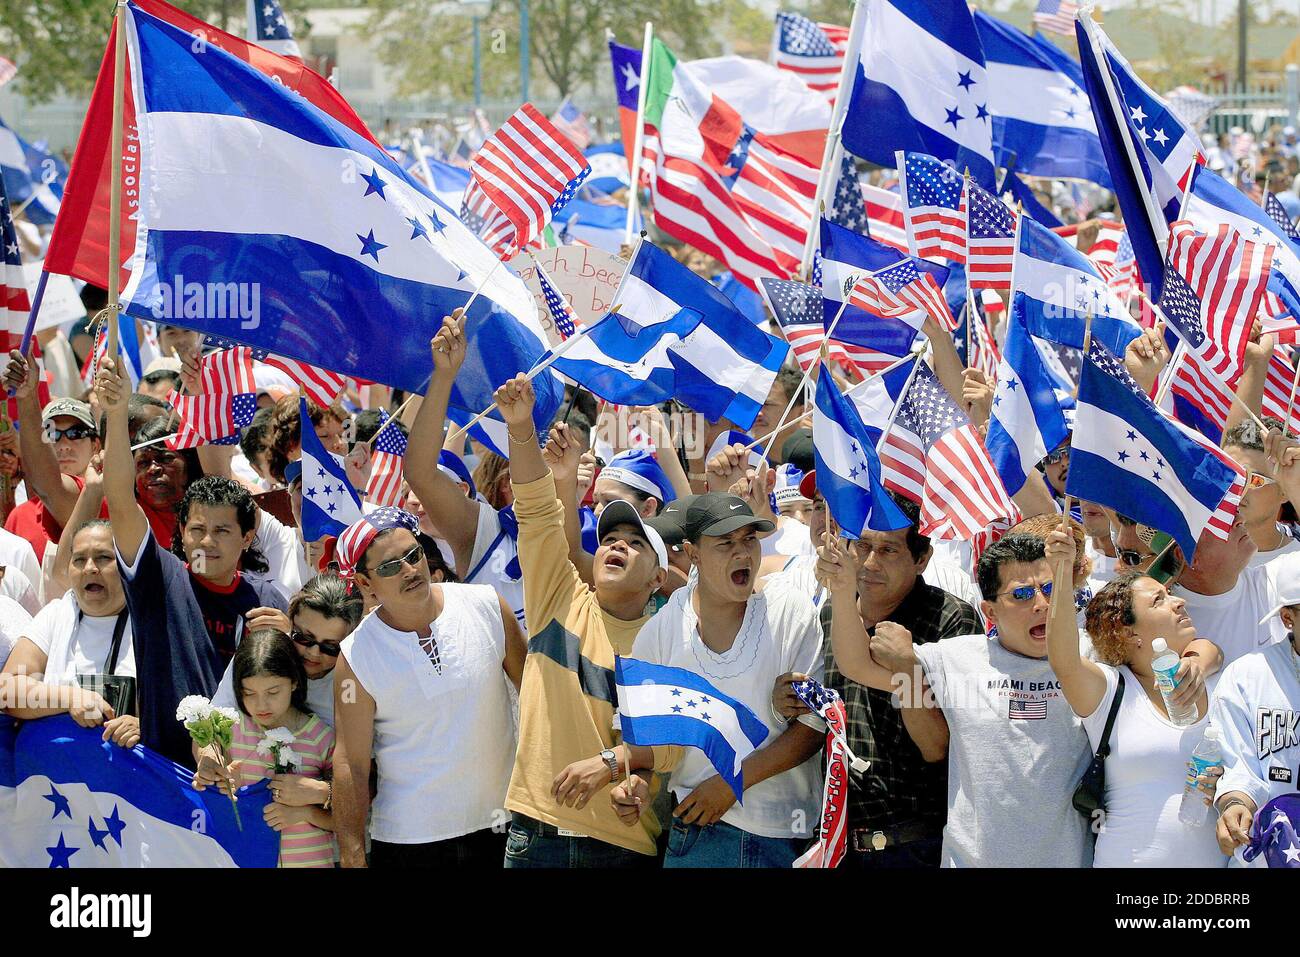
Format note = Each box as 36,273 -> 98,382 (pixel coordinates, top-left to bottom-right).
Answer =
0,0 -> 313,104
364,0 -> 731,103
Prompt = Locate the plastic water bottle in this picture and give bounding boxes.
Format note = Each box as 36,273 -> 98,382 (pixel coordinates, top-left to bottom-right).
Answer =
1178,725 -> 1222,826
1151,638 -> 1198,727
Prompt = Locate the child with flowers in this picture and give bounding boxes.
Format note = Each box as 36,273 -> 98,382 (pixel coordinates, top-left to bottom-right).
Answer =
193,629 -> 336,867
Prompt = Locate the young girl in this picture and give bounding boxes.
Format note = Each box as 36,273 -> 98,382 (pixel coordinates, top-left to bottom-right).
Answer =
193,628 -> 336,868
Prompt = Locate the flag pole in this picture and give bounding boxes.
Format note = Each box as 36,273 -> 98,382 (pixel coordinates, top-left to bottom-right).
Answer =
15,270 -> 48,362
410,126 -> 437,191
962,169 -> 973,368
106,0 -> 128,364
1152,339 -> 1185,408
799,0 -> 869,277
623,21 -> 653,247
1285,355 -> 1300,431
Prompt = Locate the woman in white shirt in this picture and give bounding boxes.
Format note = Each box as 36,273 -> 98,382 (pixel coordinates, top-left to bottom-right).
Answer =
0,520 -> 139,749
1044,523 -> 1228,868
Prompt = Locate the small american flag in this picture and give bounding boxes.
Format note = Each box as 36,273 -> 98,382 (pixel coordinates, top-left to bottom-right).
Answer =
1264,192 -> 1300,241
759,277 -> 890,375
1172,344 -> 1300,436
957,299 -> 1001,381
246,0 -> 302,61
462,104 -> 590,259
1008,697 -> 1048,720
203,336 -> 350,407
365,410 -> 408,509
1160,220 -> 1275,383
901,153 -> 966,263
862,183 -> 908,253
829,153 -> 868,235
0,178 -> 31,355
965,178 -> 1017,291
0,57 -> 16,90
167,392 -> 258,448
550,98 -> 592,151
1088,223 -> 1139,302
200,344 -> 256,396
847,259 -> 958,333
1032,0 -> 1079,37
537,265 -> 576,340
881,363 -> 1015,540
771,12 -> 848,103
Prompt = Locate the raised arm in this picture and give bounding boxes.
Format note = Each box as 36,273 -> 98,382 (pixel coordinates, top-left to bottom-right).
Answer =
1044,518 -> 1108,717
3,349 -> 81,525
96,357 -> 150,563
923,315 -> 965,414
403,313 -> 481,564
542,423 -> 595,585
634,406 -> 693,500
50,452 -> 106,595
817,536 -> 901,692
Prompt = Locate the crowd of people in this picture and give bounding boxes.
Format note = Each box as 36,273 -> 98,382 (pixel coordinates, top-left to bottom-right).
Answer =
0,258 -> 1297,870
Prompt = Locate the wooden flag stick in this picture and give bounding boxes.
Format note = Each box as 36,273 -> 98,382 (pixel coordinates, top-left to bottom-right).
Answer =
1285,359 -> 1300,432
106,0 -> 128,363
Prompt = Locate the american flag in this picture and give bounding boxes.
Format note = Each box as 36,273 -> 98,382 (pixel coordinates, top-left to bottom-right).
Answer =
1172,344 -> 1300,436
901,153 -> 966,263
550,98 -> 592,151
200,344 -> 256,396
828,153 -> 868,234
770,12 -> 848,103
0,178 -> 31,355
246,0 -> 302,61
365,411 -> 408,508
461,104 -> 590,259
1160,220 -> 1275,383
1264,192 -> 1300,241
0,57 -> 16,90
759,277 -> 893,375
957,299 -> 1001,381
880,363 -> 1015,540
1088,222 -> 1139,302
536,265 -> 576,340
847,259 -> 958,333
1008,697 -> 1048,720
166,391 -> 258,449
203,336 -> 350,407
965,179 -> 1017,290
1033,0 -> 1078,36
862,183 -> 908,253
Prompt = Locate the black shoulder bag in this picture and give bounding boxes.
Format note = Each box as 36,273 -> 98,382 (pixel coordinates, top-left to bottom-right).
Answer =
1071,674 -> 1124,819
75,609 -> 137,719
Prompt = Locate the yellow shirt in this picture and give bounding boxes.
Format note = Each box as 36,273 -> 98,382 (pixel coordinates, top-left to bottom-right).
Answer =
504,473 -> 678,854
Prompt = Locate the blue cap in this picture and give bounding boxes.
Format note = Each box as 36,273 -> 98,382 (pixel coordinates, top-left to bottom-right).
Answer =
438,449 -> 477,497
599,448 -> 675,505
285,459 -> 303,485
773,463 -> 808,506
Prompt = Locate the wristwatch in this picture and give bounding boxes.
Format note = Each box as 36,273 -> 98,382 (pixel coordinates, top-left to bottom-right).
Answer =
600,748 -> 621,783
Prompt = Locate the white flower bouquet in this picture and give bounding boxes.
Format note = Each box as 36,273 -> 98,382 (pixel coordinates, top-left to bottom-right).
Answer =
256,726 -> 304,776
177,695 -> 242,829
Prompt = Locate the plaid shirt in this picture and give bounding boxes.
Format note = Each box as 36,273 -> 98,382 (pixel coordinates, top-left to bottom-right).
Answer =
822,579 -> 980,834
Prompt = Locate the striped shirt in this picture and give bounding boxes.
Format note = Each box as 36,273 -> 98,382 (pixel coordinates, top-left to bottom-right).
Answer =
230,712 -> 335,868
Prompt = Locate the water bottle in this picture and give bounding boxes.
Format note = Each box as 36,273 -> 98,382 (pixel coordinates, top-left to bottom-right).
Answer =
1178,725 -> 1222,826
1151,638 -> 1198,727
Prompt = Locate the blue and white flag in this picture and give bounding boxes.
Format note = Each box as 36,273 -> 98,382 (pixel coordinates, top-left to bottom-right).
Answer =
1066,339 -> 1244,560
550,196 -> 636,255
296,398 -> 363,541
820,217 -> 948,359
0,116 -> 66,227
583,143 -> 630,195
813,360 -> 912,537
615,657 -> 769,802
985,311 -> 1071,496
1012,215 -> 1142,356
973,10 -> 1109,188
115,3 -> 562,438
0,715 -> 278,868
842,0 -> 996,189
609,241 -> 787,428
549,306 -> 704,407
1001,170 -> 1064,228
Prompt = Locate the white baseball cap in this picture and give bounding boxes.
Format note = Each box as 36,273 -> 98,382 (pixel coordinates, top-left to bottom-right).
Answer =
1258,556 -> 1300,625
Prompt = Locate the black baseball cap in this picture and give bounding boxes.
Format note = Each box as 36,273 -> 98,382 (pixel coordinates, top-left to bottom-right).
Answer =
681,492 -> 775,544
648,493 -> 698,548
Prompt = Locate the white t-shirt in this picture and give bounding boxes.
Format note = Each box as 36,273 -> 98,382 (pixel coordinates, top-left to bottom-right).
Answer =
1245,528 -> 1300,568
24,591 -> 135,684
763,553 -> 824,611
0,526 -> 43,612
760,517 -> 813,560
629,575 -> 825,840
0,595 -> 32,670
1082,664 -> 1226,868
464,502 -> 525,629
340,583 -> 515,843
924,557 -> 981,610
0,566 -> 39,617
253,510 -> 309,602
213,661 -> 336,728
1176,555 -> 1294,664
914,633 -> 1093,868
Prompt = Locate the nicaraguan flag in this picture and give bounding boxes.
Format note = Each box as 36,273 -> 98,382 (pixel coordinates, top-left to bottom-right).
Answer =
0,715 -> 278,868
985,311 -> 1071,496
615,657 -> 769,801
611,241 -> 788,428
0,115 -> 66,227
297,397 -> 363,541
549,306 -> 704,406
842,0 -> 996,189
1066,339 -> 1244,560
115,2 -> 562,437
1183,164 -> 1300,323
820,217 -> 948,359
1012,215 -> 1142,356
973,10 -> 1110,188
813,360 -> 912,537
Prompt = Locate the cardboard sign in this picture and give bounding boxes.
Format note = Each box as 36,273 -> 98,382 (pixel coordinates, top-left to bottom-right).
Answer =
510,244 -> 626,347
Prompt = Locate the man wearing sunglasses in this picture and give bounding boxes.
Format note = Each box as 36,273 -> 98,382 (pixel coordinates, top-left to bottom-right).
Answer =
819,531 -> 1094,867
1220,420 -> 1300,569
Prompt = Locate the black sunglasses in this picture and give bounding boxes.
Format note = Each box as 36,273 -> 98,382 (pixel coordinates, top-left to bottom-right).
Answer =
47,425 -> 97,442
291,630 -> 342,657
372,543 -> 425,578
1118,548 -> 1144,567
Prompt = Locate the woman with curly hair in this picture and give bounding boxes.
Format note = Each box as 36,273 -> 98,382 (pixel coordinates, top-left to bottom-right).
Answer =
1043,519 -> 1228,867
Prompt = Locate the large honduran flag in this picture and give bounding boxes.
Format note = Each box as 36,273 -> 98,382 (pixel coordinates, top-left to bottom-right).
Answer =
45,0 -> 381,294
113,2 -> 562,431
0,716 -> 278,868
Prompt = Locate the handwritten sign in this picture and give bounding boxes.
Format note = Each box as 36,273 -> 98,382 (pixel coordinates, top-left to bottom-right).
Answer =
510,244 -> 626,347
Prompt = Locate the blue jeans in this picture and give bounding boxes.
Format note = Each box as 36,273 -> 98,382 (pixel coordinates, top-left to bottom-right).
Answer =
663,817 -> 807,868
502,813 -> 658,869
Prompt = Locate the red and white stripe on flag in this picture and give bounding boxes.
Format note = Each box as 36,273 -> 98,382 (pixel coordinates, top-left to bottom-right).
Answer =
1174,344 -> 1300,436
201,347 -> 256,396
779,319 -> 902,378
365,450 -> 404,509
846,268 -> 956,333
862,183 -> 909,253
261,355 -> 349,407
906,192 -> 966,264
166,392 -> 234,448
772,18 -> 848,104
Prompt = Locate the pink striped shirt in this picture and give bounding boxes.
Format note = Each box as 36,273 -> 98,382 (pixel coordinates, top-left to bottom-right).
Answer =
230,711 -> 335,868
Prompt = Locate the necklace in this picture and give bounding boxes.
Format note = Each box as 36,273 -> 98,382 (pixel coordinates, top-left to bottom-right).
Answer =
1290,637 -> 1300,687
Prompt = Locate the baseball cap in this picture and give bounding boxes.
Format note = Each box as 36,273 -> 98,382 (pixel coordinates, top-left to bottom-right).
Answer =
648,493 -> 698,549
782,429 -> 814,474
798,469 -> 817,502
437,449 -> 477,497
681,492 -> 775,544
774,463 -> 809,507
600,448 -> 675,505
596,499 -> 668,569
42,398 -> 96,432
1260,558 -> 1300,625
